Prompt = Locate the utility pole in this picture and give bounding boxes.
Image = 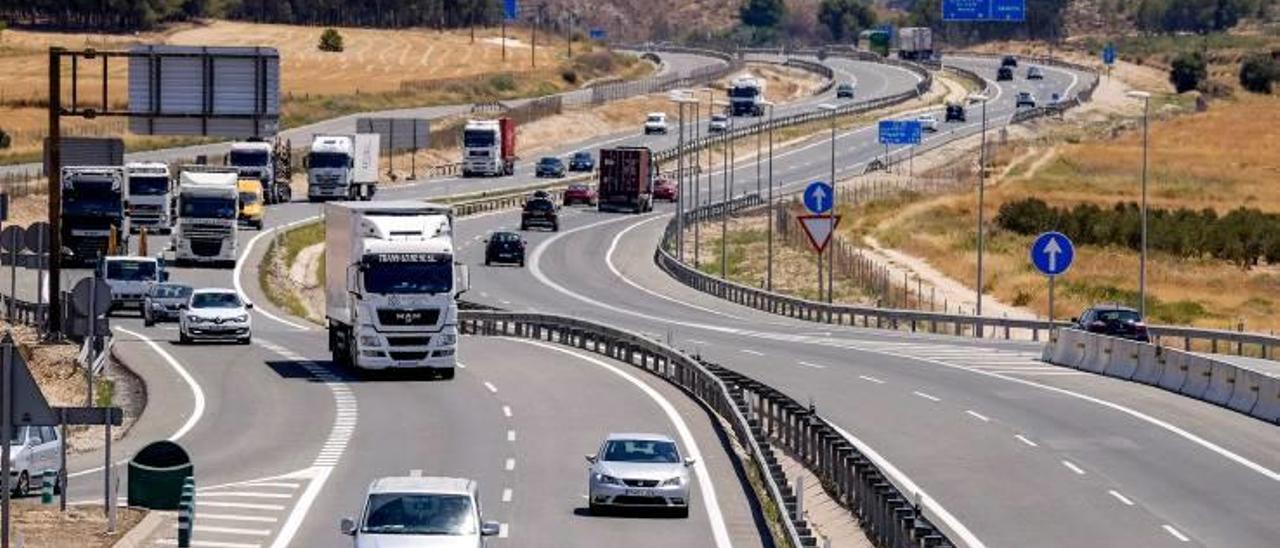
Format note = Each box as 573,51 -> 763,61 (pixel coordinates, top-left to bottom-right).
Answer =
766,102 -> 775,291
1128,90 -> 1152,316
47,48 -> 64,338
975,94 -> 990,326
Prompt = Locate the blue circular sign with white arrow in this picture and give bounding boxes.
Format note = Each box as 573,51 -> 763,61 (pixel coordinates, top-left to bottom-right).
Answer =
803,181 -> 834,214
1030,231 -> 1075,276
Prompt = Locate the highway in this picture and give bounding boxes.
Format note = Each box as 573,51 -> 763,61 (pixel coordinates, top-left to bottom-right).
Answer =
30,49 -> 1280,548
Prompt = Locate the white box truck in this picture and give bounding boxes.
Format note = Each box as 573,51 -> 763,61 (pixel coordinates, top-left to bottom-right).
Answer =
174,167 -> 239,267
306,134 -> 380,202
124,162 -> 174,233
325,201 -> 469,377
897,27 -> 934,61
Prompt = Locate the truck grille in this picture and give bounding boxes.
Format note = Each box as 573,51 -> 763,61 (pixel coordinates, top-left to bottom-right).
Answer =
388,351 -> 430,361
184,224 -> 232,238
377,309 -> 440,326
386,336 -> 431,347
190,239 -> 224,257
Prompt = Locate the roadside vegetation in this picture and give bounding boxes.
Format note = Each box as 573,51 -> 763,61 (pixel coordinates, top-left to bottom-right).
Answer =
259,222 -> 325,324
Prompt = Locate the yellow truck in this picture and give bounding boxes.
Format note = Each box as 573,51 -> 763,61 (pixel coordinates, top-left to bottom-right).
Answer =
237,178 -> 266,230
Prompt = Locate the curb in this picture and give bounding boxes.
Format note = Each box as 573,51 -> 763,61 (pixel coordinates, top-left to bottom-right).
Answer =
111,509 -> 173,548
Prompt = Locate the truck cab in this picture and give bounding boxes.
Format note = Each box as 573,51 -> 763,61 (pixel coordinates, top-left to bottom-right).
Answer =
729,77 -> 765,117
124,162 -> 173,234
228,139 -> 292,204
102,255 -> 167,314
463,118 -> 516,177
175,168 -> 239,267
325,201 -> 469,377
60,166 -> 129,266
237,178 -> 266,230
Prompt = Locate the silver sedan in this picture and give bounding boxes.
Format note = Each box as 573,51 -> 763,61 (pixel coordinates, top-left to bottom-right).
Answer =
586,433 -> 695,517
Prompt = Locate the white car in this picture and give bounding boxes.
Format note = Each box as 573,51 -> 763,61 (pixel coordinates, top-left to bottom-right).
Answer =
708,114 -> 729,133
341,476 -> 500,547
586,433 -> 695,517
643,112 -> 668,135
917,113 -> 939,132
8,426 -> 61,497
179,288 -> 253,345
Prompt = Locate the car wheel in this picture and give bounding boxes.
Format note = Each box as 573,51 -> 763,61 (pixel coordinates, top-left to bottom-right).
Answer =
239,335 -> 252,345
552,223 -> 560,232
439,368 -> 456,380
485,258 -> 492,266
589,502 -> 604,516
675,506 -> 690,519
179,330 -> 190,344
144,315 -> 154,327
518,258 -> 525,268
15,472 -> 29,497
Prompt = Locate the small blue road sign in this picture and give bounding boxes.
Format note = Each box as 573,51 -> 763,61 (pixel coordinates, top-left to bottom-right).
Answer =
943,0 -> 1026,22
504,0 -> 519,20
1031,231 -> 1075,276
878,120 -> 922,145
1103,43 -> 1117,65
803,181 -> 834,215
589,28 -> 606,40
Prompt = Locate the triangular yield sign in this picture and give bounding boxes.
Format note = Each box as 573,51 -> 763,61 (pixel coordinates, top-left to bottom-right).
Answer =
798,215 -> 841,253
1,332 -> 60,426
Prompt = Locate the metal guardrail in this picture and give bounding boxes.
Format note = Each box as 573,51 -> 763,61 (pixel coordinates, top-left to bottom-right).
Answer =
458,310 -> 958,548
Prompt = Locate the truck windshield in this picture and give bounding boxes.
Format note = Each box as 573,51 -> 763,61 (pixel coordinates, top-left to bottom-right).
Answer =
363,255 -> 453,295
106,261 -> 157,282
730,87 -> 759,98
229,150 -> 270,167
181,197 -> 237,219
464,130 -> 496,148
362,494 -> 476,535
308,152 -> 349,169
63,186 -> 122,216
128,176 -> 169,196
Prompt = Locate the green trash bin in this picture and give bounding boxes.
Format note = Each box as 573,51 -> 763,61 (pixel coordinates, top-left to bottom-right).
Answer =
128,441 -> 193,510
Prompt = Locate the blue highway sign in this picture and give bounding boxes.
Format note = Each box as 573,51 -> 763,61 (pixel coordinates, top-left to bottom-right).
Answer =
504,0 -> 519,20
803,181 -> 834,214
1031,231 -> 1075,276
943,0 -> 1026,22
589,28 -> 606,40
878,120 -> 922,145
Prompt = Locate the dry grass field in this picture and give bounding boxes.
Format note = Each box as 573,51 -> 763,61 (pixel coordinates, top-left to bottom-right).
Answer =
0,20 -> 634,163
869,93 -> 1280,332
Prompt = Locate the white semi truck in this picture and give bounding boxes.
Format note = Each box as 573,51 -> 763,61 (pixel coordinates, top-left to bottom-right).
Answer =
227,139 -> 293,204
897,27 -> 934,61
729,76 -> 766,117
124,162 -> 173,233
174,167 -> 239,267
306,134 -> 380,202
462,117 -> 516,177
324,201 -> 469,377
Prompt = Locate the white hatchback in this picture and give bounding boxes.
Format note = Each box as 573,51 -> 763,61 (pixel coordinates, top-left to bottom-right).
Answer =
643,112 -> 668,135
179,288 -> 253,345
587,433 -> 695,517
342,476 -> 500,547
8,426 -> 61,497
917,113 -> 940,132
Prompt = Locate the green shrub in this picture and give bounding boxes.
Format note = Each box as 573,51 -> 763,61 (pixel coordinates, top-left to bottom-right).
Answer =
1169,51 -> 1207,93
1239,53 -> 1280,94
319,28 -> 345,52
489,73 -> 517,92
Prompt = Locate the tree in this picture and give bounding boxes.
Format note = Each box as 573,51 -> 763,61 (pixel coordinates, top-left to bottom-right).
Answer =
319,28 -> 344,52
0,127 -> 10,150
818,0 -> 876,42
1169,51 -> 1208,93
740,0 -> 787,29
1239,52 -> 1280,93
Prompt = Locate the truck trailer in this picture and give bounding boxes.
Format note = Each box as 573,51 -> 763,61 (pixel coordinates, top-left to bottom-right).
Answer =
598,147 -> 654,214
325,201 -> 469,377
306,134 -> 380,202
897,27 -> 934,61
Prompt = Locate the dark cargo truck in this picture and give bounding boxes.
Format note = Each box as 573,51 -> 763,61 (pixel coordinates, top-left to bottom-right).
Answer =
598,147 -> 654,214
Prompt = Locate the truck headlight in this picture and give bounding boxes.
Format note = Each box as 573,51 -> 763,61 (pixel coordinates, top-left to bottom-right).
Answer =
359,335 -> 381,347
439,334 -> 457,346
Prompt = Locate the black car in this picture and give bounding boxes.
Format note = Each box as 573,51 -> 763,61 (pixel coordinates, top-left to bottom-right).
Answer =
535,157 -> 567,178
1001,55 -> 1018,68
569,151 -> 595,172
997,66 -> 1014,81
1073,305 -> 1150,342
835,83 -> 856,99
521,197 -> 560,231
945,102 -> 966,122
484,231 -> 526,267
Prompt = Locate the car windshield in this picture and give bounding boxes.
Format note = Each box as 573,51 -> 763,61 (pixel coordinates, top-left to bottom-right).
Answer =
730,86 -> 759,98
539,158 -> 560,166
602,439 -> 680,463
526,200 -> 554,212
574,152 -> 591,160
362,493 -> 476,536
1095,310 -> 1142,323
239,192 -> 259,205
646,115 -> 664,123
464,129 -> 496,148
191,292 -> 241,309
105,260 -> 157,282
63,184 -> 122,216
308,152 -> 349,169
363,255 -> 453,295
181,197 -> 237,219
128,176 -> 169,196
568,184 -> 588,192
711,115 -> 727,122
150,284 -> 193,299
492,232 -> 520,243
229,150 -> 270,167
9,426 -> 25,444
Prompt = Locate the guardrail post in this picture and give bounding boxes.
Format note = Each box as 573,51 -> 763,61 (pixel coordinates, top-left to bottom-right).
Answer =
177,476 -> 195,548
40,469 -> 55,504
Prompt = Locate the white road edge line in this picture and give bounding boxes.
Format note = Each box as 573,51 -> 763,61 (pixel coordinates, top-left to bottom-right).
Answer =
234,216 -> 318,331
71,327 -> 210,479
1107,490 -> 1134,506
1015,435 -> 1038,448
858,375 -> 885,384
912,391 -> 941,402
1162,524 -> 1191,542
798,361 -> 827,369
510,339 -> 734,548
1061,460 -> 1086,475
965,410 -> 990,422
740,349 -> 764,356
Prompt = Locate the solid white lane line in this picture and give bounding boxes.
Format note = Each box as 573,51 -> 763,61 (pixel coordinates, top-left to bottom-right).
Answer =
512,339 -> 734,548
505,458 -> 516,471
196,526 -> 271,536
1108,490 -> 1134,506
502,405 -> 513,418
502,488 -> 513,502
913,391 -> 941,402
688,339 -> 709,345
196,492 -> 293,499
858,375 -> 885,384
965,410 -> 990,422
199,501 -> 287,511
1062,460 -> 1086,475
234,217 -> 317,331
1015,435 -> 1038,447
485,381 -> 498,393
202,514 -> 280,523
741,349 -> 764,356
798,361 -> 827,369
1162,525 -> 1191,542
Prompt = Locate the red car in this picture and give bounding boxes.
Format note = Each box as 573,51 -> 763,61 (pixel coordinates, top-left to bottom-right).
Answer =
563,183 -> 597,206
653,177 -> 677,202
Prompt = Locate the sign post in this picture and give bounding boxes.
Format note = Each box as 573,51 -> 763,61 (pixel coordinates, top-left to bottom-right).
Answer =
1,333 -> 60,548
878,120 -> 923,171
803,181 -> 835,299
1031,231 -> 1075,323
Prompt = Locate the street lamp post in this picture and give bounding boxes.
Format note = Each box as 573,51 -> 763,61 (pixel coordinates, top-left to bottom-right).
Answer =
971,93 -> 990,333
819,103 -> 839,305
762,101 -> 776,290
1128,90 -> 1152,316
